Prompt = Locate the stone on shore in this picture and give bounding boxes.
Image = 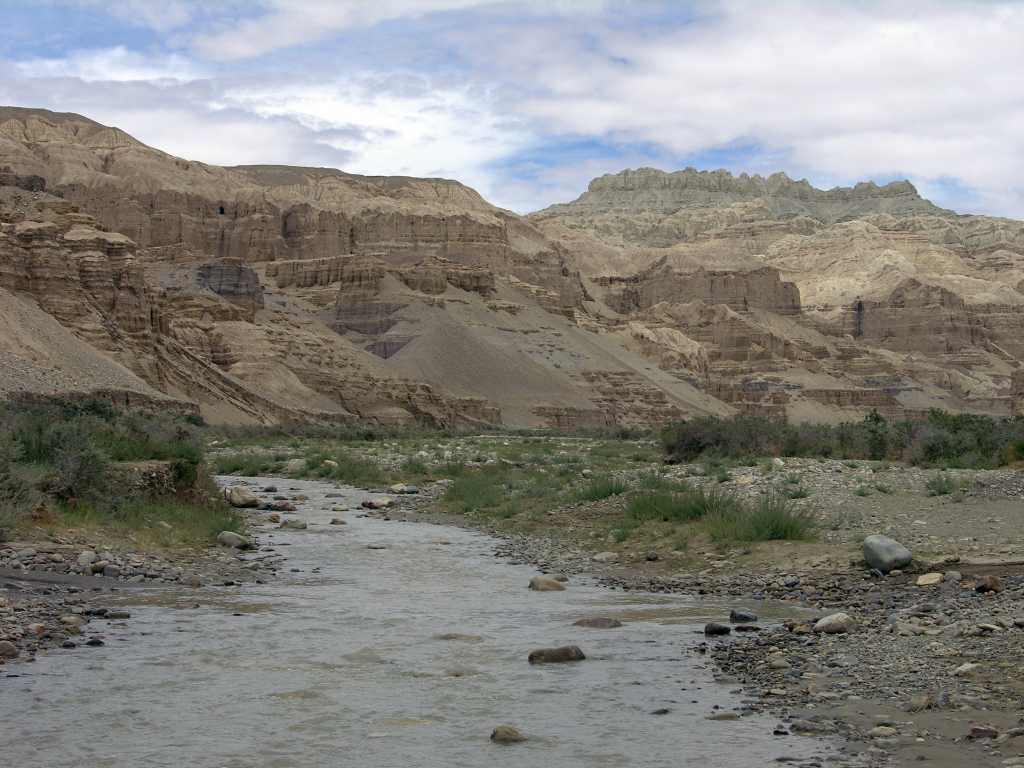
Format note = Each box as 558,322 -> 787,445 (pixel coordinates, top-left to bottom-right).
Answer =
705,622 -> 732,636
975,575 -> 1003,593
592,551 -> 618,563
528,645 -> 586,664
279,519 -> 308,530
0,640 -> 18,659
814,612 -> 853,634
490,725 -> 526,744
362,497 -> 393,510
529,576 -> 566,592
863,535 -> 912,573
225,486 -> 259,508
916,572 -> 943,586
216,531 -> 251,549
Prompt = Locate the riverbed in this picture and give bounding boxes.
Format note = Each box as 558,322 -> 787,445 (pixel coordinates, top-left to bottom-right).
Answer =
1,477 -> 841,767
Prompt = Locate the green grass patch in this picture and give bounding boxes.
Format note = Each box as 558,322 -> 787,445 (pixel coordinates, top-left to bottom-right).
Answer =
60,497 -> 242,548
705,491 -> 815,543
576,477 -> 627,502
212,452 -> 280,476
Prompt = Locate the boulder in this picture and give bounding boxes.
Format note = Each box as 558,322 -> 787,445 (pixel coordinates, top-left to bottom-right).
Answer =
225,486 -> 259,508
329,518 -> 346,525
76,550 -> 97,567
361,497 -> 394,510
216,530 -> 251,549
592,551 -> 618,563
975,575 -> 1003,593
573,617 -> 623,628
528,645 -> 586,664
279,519 -> 308,530
0,640 -> 18,659
814,612 -> 853,634
528,576 -> 566,592
863,535 -> 912,573
705,622 -> 732,636
916,572 -> 943,587
490,726 -> 526,744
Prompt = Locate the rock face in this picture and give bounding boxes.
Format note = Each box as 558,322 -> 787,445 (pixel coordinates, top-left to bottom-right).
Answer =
0,108 -> 735,428
863,535 -> 913,573
4,107 -> 1024,425
534,166 -> 1024,422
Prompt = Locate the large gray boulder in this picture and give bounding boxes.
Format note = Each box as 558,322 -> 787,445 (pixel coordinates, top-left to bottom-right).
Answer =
225,486 -> 259,508
216,530 -> 251,549
863,535 -> 912,573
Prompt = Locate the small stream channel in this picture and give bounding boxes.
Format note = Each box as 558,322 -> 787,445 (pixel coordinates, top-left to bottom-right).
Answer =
1,477 -> 839,767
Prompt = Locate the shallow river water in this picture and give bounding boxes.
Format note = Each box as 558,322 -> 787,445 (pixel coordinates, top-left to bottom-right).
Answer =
1,477 -> 838,767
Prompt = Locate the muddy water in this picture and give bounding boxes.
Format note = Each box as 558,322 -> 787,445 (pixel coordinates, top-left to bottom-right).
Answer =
1,477 -> 837,767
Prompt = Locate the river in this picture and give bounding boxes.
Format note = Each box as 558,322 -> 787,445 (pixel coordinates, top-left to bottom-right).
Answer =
1,477 -> 838,767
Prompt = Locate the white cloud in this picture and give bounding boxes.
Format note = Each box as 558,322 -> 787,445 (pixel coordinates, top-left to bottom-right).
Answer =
5,1 -> 1024,216
15,46 -> 204,82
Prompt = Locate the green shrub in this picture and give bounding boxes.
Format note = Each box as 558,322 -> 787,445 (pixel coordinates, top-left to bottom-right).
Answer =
577,477 -> 627,501
627,486 -> 739,524
660,410 -> 1024,469
444,470 -> 505,514
786,486 -> 809,499
212,452 -> 278,476
925,472 -> 958,496
853,485 -> 872,497
706,491 -> 815,542
874,483 -> 894,494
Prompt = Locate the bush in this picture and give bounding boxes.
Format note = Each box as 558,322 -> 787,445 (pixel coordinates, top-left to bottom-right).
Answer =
706,491 -> 815,542
660,410 -> 1024,468
444,470 -> 505,514
49,433 -> 110,502
627,486 -> 739,524
576,477 -> 627,502
925,472 -> 958,496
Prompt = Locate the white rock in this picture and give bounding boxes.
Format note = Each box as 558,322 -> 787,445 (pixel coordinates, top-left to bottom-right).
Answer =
592,551 -> 619,563
954,662 -> 980,677
916,572 -> 943,587
225,486 -> 259,508
814,612 -> 853,634
216,531 -> 251,549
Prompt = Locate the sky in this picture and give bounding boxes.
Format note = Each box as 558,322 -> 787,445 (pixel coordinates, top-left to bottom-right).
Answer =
1,0 -> 1022,216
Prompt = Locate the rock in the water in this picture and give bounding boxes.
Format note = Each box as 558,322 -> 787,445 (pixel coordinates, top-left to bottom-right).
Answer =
106,610 -> 131,620
968,725 -> 999,740
216,530 -> 251,549
529,576 -> 566,592
329,518 -> 346,525
0,640 -> 18,658
279,519 -> 308,530
729,608 -> 758,624
76,550 -> 97,567
574,617 -> 623,628
490,725 -> 526,744
528,645 -> 586,664
862,535 -> 912,573
592,551 -> 618,563
814,612 -> 853,634
869,726 -> 898,738
362,497 -> 394,510
704,622 -> 732,636
225,486 -> 259,508
916,572 -> 943,586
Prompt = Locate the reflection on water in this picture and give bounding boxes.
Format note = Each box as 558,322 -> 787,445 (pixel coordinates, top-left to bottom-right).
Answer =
0,477 -> 837,768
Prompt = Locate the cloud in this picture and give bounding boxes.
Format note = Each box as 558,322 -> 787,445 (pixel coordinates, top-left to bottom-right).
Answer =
15,46 -> 204,82
4,1 -> 1024,216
